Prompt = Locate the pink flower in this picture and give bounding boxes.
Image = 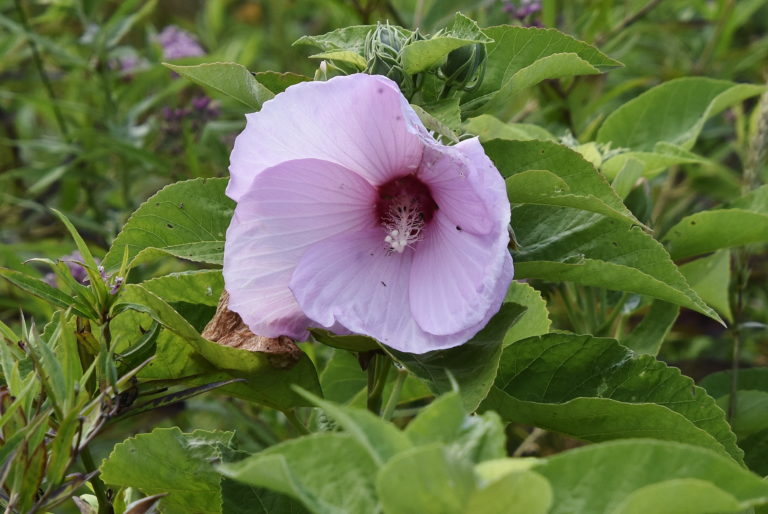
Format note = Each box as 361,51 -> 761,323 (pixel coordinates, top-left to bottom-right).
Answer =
223,74 -> 513,353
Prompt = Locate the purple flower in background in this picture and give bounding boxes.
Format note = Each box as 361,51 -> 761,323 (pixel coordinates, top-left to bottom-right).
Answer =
503,0 -> 542,20
223,74 -> 513,353
156,25 -> 205,60
43,251 -> 90,286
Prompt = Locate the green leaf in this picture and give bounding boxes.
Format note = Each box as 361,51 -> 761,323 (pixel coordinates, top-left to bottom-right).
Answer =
50,209 -> 107,300
511,205 -> 720,321
293,25 -> 381,55
385,302 -> 526,411
597,78 -> 765,151
482,333 -> 742,461
602,144 -> 709,180
100,428 -> 232,514
116,284 -> 321,409
621,301 -> 680,355
679,250 -> 733,321
531,440 -> 768,513
502,281 -> 551,346
418,98 -> 462,131
163,62 -> 274,110
485,140 -> 642,227
464,115 -> 556,142
465,469 -> 552,514
700,368 -> 768,398
664,209 -> 768,260
307,50 -> 366,69
611,157 -> 645,200
377,444 -> 477,514
252,71 -> 311,94
0,268 -> 97,319
103,178 -> 234,271
400,13 -> 491,74
319,349 -> 368,404
219,432 -> 378,514
297,388 -> 412,465
741,429 -> 768,476
463,27 -> 621,114
715,391 -> 768,439
141,270 -> 223,307
405,392 -> 506,462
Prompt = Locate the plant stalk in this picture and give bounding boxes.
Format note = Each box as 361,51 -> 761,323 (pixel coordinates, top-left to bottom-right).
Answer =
80,446 -> 113,514
367,353 -> 391,414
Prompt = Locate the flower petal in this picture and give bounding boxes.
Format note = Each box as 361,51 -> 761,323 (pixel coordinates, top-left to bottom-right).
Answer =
410,210 -> 513,335
417,142 -> 494,235
227,74 -> 424,201
454,136 -> 511,220
289,228 -> 510,353
224,158 -> 377,339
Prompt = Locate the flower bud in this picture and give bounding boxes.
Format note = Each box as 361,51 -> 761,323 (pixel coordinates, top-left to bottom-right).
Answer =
364,23 -> 415,97
440,43 -> 486,91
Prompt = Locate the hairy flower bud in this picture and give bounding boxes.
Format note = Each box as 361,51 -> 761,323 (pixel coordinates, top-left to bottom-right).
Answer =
440,43 -> 486,92
364,23 -> 416,97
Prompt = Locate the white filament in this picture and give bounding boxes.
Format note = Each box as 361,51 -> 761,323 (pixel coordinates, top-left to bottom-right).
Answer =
383,196 -> 425,253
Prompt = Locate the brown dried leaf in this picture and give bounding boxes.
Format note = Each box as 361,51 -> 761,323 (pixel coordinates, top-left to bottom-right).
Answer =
202,291 -> 302,368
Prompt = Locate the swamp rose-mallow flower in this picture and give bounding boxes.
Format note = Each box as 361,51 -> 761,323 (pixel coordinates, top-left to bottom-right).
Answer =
223,74 -> 513,353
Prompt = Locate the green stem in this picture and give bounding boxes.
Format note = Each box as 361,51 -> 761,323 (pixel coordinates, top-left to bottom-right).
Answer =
80,446 -> 113,514
283,409 -> 310,436
729,252 -> 749,420
367,353 -> 392,414
14,0 -> 71,142
381,367 -> 407,420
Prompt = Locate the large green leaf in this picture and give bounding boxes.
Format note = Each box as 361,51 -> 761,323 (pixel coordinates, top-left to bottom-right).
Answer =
385,302 -> 525,411
140,269 -> 223,307
664,209 -> 768,260
115,284 -> 321,409
512,205 -> 720,321
103,178 -> 233,271
400,13 -> 491,74
464,468 -> 552,514
481,333 -> 742,461
484,140 -> 641,226
532,440 -> 768,514
377,443 -> 551,514
462,26 -> 621,114
376,444 -> 477,514
219,433 -> 378,514
597,78 -> 765,151
164,62 -> 274,110
100,428 -> 232,514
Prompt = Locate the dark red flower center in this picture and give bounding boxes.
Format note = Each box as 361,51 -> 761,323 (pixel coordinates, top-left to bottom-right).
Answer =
375,175 -> 438,253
